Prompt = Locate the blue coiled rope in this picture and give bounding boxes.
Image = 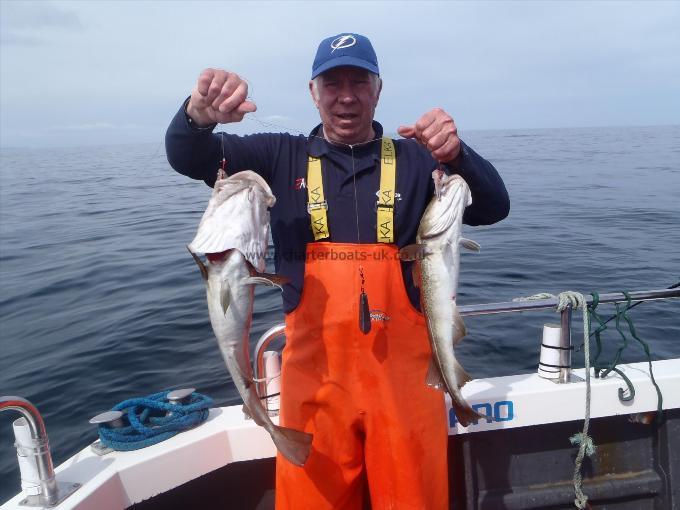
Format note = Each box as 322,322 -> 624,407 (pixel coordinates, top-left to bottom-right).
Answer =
97,390 -> 213,451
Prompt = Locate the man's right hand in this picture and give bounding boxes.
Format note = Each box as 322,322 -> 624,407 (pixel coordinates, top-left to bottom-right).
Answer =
186,69 -> 257,127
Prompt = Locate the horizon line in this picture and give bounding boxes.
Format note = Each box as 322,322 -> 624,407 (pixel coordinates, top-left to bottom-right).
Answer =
1,122 -> 678,151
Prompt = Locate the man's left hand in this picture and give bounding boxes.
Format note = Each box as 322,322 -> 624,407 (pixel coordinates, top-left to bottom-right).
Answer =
398,108 -> 461,163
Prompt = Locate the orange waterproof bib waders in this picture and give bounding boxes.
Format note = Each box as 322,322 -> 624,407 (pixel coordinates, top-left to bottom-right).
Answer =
276,242 -> 449,510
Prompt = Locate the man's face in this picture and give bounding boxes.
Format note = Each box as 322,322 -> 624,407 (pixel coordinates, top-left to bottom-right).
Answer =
309,66 -> 382,145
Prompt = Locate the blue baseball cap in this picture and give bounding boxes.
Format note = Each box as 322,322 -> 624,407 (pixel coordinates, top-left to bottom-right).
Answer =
311,33 -> 379,79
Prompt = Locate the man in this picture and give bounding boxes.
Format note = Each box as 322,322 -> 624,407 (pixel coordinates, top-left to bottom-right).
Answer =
166,33 -> 509,509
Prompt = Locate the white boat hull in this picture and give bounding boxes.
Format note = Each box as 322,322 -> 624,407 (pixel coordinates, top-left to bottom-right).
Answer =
3,359 -> 679,509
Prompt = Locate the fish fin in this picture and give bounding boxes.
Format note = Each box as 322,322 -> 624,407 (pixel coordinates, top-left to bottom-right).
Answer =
254,272 -> 290,285
243,272 -> 290,290
219,282 -> 231,314
243,276 -> 277,286
412,262 -> 421,288
425,358 -> 446,390
452,309 -> 467,345
241,404 -> 252,420
452,357 -> 473,388
399,244 -> 430,261
187,246 -> 209,281
460,238 -> 481,252
271,425 -> 314,467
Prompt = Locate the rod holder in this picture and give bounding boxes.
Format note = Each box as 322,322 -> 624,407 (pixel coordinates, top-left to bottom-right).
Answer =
559,305 -> 573,383
538,323 -> 562,380
254,324 -> 286,400
262,351 -> 281,416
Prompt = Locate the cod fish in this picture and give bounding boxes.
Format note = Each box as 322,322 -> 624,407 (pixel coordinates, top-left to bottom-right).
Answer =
400,171 -> 482,427
187,170 -> 312,467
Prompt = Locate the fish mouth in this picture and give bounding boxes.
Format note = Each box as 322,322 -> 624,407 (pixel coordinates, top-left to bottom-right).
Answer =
206,250 -> 230,263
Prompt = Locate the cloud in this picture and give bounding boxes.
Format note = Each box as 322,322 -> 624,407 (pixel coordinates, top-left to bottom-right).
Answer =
0,1 -> 83,46
47,122 -> 146,132
2,1 -> 679,148
0,31 -> 42,46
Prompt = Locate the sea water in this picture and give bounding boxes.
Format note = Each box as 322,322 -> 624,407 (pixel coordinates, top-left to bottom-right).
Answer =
1,125 -> 678,500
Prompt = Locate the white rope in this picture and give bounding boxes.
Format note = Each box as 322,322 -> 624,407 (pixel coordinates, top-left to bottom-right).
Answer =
512,292 -> 555,302
514,290 -> 595,509
557,291 -> 595,510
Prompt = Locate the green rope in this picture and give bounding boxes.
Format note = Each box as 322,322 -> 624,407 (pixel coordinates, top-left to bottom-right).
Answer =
589,291 -> 663,423
589,293 -> 636,402
619,291 -> 664,421
599,301 -> 630,377
589,280 -> 679,335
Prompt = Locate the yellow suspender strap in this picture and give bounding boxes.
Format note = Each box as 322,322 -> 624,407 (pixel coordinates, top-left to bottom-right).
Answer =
307,156 -> 330,240
306,137 -> 396,242
377,137 -> 396,243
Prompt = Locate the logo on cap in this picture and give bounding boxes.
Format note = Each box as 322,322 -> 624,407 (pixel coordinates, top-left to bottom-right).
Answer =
330,35 -> 356,53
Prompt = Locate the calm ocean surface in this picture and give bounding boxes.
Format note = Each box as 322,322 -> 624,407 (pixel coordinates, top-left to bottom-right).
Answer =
1,125 -> 679,500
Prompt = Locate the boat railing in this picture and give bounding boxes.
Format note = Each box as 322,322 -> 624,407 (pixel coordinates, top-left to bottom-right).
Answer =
253,288 -> 680,397
253,324 -> 287,402
0,396 -> 80,506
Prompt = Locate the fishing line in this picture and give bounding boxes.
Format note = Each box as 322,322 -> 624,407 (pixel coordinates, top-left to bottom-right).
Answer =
349,143 -> 373,334
245,111 -> 384,147
350,145 -> 361,243
241,74 -> 384,147
240,75 -> 308,137
219,132 -> 227,173
146,140 -> 166,162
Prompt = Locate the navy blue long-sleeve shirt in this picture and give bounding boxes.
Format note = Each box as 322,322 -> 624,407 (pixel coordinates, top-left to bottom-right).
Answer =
166,104 -> 509,312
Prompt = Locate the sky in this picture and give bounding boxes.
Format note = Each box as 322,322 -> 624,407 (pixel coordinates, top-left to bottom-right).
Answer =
0,0 -> 679,148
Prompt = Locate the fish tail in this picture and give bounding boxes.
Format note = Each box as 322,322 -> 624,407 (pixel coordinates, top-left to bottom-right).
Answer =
271,425 -> 313,467
425,358 -> 446,389
451,398 -> 483,427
